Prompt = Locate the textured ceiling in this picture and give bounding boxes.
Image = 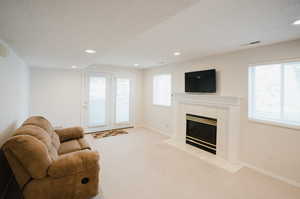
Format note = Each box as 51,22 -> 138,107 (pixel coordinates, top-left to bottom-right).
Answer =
0,0 -> 300,69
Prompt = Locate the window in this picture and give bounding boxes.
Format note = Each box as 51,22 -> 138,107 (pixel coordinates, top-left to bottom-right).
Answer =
249,62 -> 300,127
153,74 -> 172,106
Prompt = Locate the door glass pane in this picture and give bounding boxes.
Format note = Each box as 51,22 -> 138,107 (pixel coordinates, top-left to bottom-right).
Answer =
88,76 -> 106,127
116,78 -> 130,123
253,64 -> 281,119
283,62 -> 300,123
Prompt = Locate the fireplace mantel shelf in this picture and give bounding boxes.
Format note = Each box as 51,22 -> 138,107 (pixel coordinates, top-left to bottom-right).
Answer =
173,93 -> 241,108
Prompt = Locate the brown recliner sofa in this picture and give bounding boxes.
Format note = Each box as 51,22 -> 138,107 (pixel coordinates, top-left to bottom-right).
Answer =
2,116 -> 100,199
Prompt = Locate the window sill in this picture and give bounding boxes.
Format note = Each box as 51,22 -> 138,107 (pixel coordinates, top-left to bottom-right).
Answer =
248,118 -> 300,130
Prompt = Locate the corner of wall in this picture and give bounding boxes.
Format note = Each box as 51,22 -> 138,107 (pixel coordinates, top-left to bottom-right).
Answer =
0,39 -> 30,145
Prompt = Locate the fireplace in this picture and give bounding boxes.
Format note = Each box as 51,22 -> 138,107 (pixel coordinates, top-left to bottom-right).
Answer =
186,114 -> 217,154
167,93 -> 241,172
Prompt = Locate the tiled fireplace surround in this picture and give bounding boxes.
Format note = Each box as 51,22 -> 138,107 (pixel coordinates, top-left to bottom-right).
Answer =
166,93 -> 243,172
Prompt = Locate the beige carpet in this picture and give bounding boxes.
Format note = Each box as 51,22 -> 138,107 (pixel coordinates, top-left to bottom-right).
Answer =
88,128 -> 300,199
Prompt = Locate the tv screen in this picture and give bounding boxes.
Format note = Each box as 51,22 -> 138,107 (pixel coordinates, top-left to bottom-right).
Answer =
185,69 -> 216,93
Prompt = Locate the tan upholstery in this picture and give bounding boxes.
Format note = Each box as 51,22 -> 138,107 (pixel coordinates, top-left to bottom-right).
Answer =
78,138 -> 91,150
2,116 -> 100,199
14,124 -> 59,161
55,126 -> 84,142
58,138 -> 91,155
59,140 -> 82,154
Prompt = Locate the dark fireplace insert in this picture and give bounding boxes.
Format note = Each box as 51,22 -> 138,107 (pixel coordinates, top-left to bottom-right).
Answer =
186,114 -> 217,154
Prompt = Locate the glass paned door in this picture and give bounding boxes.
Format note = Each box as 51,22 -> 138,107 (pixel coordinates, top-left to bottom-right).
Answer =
87,75 -> 108,128
85,73 -> 133,131
115,78 -> 131,124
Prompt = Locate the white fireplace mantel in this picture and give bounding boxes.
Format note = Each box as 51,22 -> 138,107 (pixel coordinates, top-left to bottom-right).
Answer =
166,93 -> 243,172
172,93 -> 241,108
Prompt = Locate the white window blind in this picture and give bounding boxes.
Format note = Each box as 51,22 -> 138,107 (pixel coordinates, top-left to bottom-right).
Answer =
115,78 -> 130,123
249,62 -> 300,126
88,76 -> 106,127
153,74 -> 172,106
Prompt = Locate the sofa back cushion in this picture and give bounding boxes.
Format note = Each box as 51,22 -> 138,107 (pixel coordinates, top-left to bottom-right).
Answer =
14,125 -> 58,161
3,135 -> 52,179
22,116 -> 60,151
23,116 -> 54,133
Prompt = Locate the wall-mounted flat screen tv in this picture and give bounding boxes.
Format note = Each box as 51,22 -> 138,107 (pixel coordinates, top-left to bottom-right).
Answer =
185,69 -> 216,93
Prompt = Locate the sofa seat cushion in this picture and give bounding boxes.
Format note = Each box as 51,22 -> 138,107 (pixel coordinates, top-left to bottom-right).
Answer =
58,139 -> 91,155
77,138 -> 91,150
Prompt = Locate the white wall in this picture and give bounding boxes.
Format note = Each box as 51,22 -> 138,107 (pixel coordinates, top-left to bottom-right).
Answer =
0,40 -> 29,145
30,66 -> 144,129
30,68 -> 82,128
143,39 -> 300,185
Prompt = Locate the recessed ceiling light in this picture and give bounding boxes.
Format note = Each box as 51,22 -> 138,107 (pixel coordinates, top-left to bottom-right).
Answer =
292,19 -> 300,26
85,49 -> 96,54
71,65 -> 77,69
173,52 -> 181,56
134,64 -> 139,67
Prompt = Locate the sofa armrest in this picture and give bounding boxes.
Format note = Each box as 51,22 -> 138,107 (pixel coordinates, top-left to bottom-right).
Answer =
55,127 -> 84,142
48,150 -> 99,178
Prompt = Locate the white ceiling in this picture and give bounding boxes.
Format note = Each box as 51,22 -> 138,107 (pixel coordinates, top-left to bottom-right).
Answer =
0,0 -> 300,69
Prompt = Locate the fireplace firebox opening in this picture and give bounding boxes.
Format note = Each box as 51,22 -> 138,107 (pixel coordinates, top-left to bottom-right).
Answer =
186,114 -> 217,154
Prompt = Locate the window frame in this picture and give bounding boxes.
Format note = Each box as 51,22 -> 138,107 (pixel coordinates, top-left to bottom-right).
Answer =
152,73 -> 172,107
248,61 -> 300,130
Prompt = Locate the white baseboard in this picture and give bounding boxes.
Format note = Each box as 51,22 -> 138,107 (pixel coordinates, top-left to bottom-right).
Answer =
240,161 -> 300,188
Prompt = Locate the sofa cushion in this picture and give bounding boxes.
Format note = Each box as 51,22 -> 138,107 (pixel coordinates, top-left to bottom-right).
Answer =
58,140 -> 81,155
22,116 -> 61,152
14,125 -> 52,149
55,127 -> 84,142
78,138 -> 91,150
23,116 -> 54,134
14,125 -> 58,161
3,135 -> 52,179
58,139 -> 91,155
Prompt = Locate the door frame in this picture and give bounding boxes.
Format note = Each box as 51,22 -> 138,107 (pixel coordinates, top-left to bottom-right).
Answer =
83,72 -> 112,132
82,71 -> 134,132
